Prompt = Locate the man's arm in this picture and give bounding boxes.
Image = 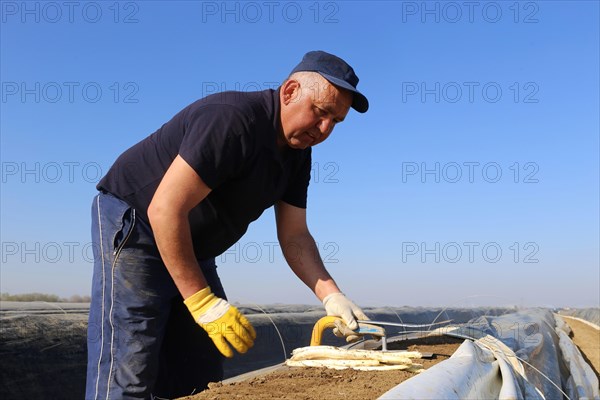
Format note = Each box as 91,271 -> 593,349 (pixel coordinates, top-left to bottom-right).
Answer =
147,155 -> 210,299
274,200 -> 341,301
275,200 -> 369,337
147,155 -> 255,357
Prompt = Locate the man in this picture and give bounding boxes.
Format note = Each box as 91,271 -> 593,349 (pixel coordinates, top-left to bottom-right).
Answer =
86,50 -> 370,399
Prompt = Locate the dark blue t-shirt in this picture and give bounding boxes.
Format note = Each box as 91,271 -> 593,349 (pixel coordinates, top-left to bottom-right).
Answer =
97,89 -> 311,259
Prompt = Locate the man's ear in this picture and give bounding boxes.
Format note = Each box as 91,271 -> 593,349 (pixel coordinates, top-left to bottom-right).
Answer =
281,79 -> 301,105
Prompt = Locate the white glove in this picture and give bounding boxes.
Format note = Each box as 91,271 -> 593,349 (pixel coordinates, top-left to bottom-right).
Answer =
323,292 -> 369,342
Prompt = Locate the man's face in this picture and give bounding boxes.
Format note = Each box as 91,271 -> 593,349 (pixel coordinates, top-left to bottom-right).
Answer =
279,76 -> 353,150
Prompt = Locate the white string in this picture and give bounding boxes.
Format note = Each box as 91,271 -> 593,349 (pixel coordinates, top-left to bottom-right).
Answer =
247,303 -> 288,362
35,301 -> 67,315
426,295 -> 520,332
389,307 -> 406,333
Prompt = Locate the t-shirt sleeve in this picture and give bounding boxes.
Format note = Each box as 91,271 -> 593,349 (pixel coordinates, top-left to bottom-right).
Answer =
281,148 -> 311,209
178,105 -> 252,189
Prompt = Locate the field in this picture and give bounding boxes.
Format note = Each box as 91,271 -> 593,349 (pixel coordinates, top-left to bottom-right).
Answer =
183,336 -> 465,400
1,303 -> 598,400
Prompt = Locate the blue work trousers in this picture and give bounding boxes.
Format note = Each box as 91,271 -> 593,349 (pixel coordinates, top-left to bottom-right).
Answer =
85,192 -> 225,399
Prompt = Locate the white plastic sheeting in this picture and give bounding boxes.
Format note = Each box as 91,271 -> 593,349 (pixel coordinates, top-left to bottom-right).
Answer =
378,309 -> 599,400
556,322 -> 600,399
378,340 -> 503,399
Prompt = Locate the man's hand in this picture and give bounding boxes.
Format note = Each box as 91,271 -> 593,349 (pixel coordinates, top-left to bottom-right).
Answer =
323,292 -> 369,342
184,287 -> 256,358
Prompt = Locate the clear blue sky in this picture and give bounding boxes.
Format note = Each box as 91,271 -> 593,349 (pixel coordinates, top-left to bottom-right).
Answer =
1,1 -> 598,308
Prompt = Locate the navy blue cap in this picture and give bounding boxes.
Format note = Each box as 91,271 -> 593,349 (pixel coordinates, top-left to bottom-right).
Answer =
290,51 -> 369,113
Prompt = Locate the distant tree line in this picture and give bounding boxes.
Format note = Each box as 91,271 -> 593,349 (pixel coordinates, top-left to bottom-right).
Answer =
0,292 -> 91,302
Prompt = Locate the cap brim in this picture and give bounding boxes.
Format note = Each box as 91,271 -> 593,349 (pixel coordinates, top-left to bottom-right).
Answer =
319,72 -> 369,113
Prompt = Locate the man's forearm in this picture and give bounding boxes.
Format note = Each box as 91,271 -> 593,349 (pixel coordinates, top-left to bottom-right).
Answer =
280,232 -> 341,301
148,211 -> 207,299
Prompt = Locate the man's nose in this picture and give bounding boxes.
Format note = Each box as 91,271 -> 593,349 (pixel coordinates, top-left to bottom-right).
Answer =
318,118 -> 333,135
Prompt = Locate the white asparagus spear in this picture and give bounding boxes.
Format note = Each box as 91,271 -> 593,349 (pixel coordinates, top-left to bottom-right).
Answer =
290,345 -> 422,365
286,359 -> 424,371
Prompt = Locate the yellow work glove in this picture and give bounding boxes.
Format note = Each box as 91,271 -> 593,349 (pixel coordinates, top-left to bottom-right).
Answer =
323,292 -> 370,343
184,287 -> 256,358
